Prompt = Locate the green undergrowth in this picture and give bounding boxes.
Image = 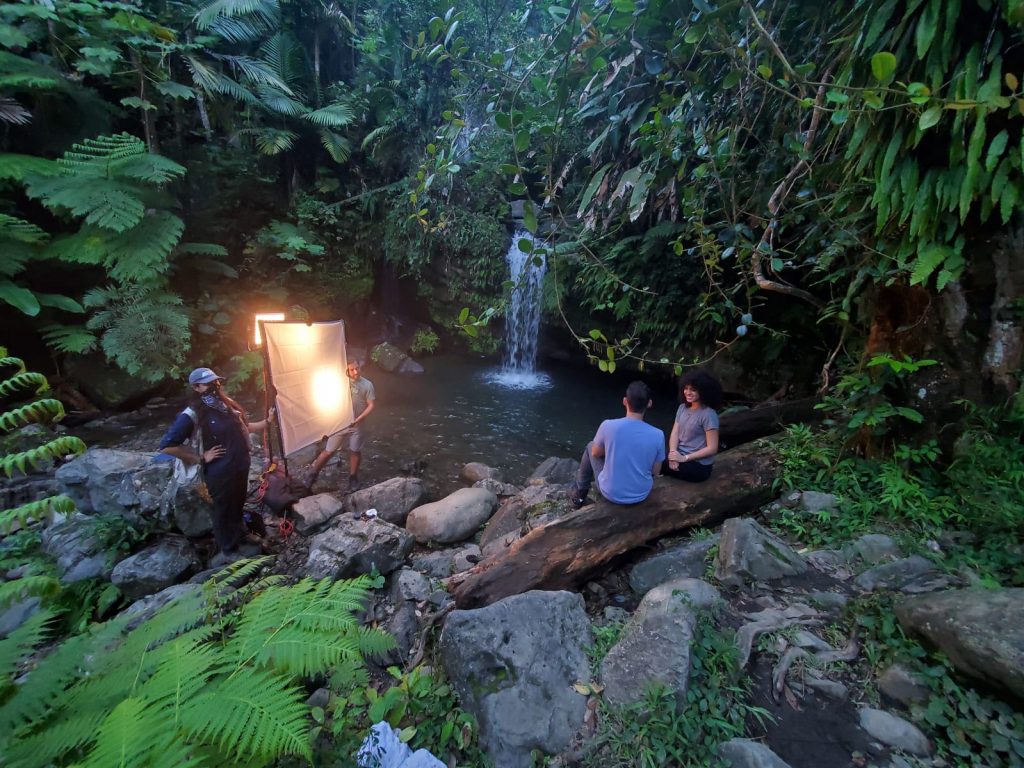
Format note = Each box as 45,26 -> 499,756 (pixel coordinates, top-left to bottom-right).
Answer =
770,396 -> 1024,586
583,615 -> 770,768
851,594 -> 1024,767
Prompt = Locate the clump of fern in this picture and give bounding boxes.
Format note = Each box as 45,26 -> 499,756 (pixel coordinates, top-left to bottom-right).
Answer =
0,559 -> 395,766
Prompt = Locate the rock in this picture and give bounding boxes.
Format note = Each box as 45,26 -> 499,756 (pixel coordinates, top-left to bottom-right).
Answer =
804,591 -> 850,612
63,353 -> 161,410
479,484 -> 566,557
877,664 -> 930,706
798,491 -> 837,514
527,457 -> 578,486
440,590 -> 591,768
804,674 -> 849,701
844,534 -> 901,564
118,583 -> 203,631
40,514 -> 110,582
805,549 -> 853,580
305,688 -> 330,709
715,518 -> 807,587
115,462 -> 173,520
385,602 -> 420,665
858,708 -> 933,756
342,477 -> 427,526
896,588 -> 1024,701
0,598 -> 40,638
390,568 -> 431,603
409,544 -> 481,578
406,487 -> 497,544
55,449 -> 156,518
601,578 -> 720,707
717,738 -> 793,768
398,357 -> 425,375
371,342 -> 409,373
305,517 -> 414,579
290,493 -> 344,535
855,555 -> 940,592
111,538 -> 200,600
473,478 -> 520,497
628,535 -> 719,595
461,462 -> 503,484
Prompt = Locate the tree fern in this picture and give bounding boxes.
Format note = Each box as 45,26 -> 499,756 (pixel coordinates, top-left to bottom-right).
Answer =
26,175 -> 145,232
39,324 -> 97,354
0,153 -> 59,182
0,213 -> 48,244
0,495 -> 76,535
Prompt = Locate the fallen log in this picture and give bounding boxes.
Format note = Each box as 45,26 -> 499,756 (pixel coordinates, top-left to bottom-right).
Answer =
718,397 -> 820,449
451,441 -> 781,609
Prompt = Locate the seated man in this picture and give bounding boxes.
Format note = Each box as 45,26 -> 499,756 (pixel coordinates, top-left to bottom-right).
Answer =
570,380 -> 666,508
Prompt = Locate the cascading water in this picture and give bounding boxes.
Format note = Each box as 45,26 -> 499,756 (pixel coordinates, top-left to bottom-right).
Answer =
490,229 -> 551,389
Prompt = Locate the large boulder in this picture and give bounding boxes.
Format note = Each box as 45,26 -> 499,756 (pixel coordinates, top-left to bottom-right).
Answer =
858,708 -> 933,756
601,578 -> 721,707
305,516 -> 414,580
292,493 -> 345,535
896,588 -> 1024,701
111,538 -> 200,600
629,535 -> 720,595
715,518 -> 807,587
717,739 -> 793,768
461,462 -> 502,484
409,544 -> 481,578
55,449 -> 157,518
342,477 -> 427,526
527,457 -> 577,486
440,590 -> 591,768
160,473 -> 214,537
406,487 -> 497,544
479,484 -> 567,557
40,514 -> 110,582
855,555 -> 946,593
371,342 -> 410,373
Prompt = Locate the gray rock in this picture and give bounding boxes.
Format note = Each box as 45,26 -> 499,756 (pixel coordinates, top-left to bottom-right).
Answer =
877,664 -> 930,706
480,484 -> 566,556
55,449 -> 156,517
0,598 -> 40,638
896,588 -> 1024,701
409,544 -> 481,578
116,462 -> 173,519
715,518 -> 807,587
292,493 -> 345,534
805,549 -> 853,580
371,342 -> 409,373
472,478 -> 520,497
717,738 -> 793,767
305,688 -> 330,709
40,514 -> 110,582
111,538 -> 200,600
461,462 -> 502,484
845,534 -> 901,564
305,517 -> 414,579
628,535 -> 719,595
385,602 -> 420,665
398,357 -> 425,375
804,674 -> 848,701
440,590 -> 591,768
855,555 -> 938,592
601,578 -> 720,707
406,487 -> 497,544
342,477 -> 428,526
804,591 -> 850,612
798,491 -> 837,514
858,708 -> 933,756
118,583 -> 203,631
390,568 -> 431,603
527,457 -> 578,486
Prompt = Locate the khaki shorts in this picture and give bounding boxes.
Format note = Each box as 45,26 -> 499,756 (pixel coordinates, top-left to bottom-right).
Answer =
325,423 -> 365,453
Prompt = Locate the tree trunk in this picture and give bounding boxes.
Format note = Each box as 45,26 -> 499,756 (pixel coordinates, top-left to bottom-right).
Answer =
718,397 -> 820,448
450,441 -> 781,609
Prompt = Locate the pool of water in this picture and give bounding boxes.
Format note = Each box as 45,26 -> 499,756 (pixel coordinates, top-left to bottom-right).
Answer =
356,355 -> 678,496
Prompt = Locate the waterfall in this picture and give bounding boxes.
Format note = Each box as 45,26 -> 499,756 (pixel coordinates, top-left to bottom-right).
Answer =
493,229 -> 550,389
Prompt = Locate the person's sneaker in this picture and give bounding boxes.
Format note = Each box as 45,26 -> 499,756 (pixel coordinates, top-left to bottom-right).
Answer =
347,475 -> 361,493
567,487 -> 588,509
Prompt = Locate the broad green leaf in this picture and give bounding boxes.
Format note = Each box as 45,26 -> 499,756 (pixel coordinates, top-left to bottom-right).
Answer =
985,130 -> 1008,171
0,280 -> 39,315
914,0 -> 939,59
627,172 -> 654,222
577,164 -> 611,218
513,130 -> 529,153
522,204 -> 537,234
870,52 -> 897,83
919,106 -> 942,130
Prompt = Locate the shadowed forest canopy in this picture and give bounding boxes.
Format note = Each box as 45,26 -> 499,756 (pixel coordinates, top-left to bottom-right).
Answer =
0,0 -> 1021,417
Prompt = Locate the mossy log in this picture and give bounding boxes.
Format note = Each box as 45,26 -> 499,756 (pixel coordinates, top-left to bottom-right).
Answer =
451,441 -> 781,609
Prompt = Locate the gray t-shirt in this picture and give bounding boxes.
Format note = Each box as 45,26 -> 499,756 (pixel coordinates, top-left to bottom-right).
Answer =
351,377 -> 375,418
674,405 -> 719,466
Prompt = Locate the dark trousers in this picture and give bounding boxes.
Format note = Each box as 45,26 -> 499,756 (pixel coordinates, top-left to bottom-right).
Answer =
662,460 -> 713,482
206,469 -> 249,552
574,441 -> 605,496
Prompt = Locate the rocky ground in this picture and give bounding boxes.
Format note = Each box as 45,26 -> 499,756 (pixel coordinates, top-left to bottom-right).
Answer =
2,408 -> 1021,768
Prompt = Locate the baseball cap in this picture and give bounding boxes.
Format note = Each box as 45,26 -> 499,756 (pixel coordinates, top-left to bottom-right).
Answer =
188,367 -> 224,385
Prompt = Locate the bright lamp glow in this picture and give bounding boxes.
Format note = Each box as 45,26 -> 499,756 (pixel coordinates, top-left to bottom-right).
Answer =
253,313 -> 286,346
310,366 -> 345,415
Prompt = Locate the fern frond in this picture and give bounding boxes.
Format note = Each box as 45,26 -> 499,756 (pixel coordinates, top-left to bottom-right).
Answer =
0,436 -> 87,477
0,630 -> 91,734
40,324 -> 96,354
0,398 -> 65,430
0,96 -> 31,125
109,153 -> 186,184
0,577 -> 60,613
0,370 -> 47,397
43,231 -> 107,266
0,495 -> 76,535
75,697 -> 178,768
352,625 -> 398,660
0,153 -> 59,182
0,609 -> 55,683
25,175 -> 145,233
181,669 -> 312,761
175,242 -> 228,257
0,355 -> 26,374
0,215 -> 46,246
104,212 -> 185,282
303,101 -> 354,127
319,129 -> 352,163
140,637 -> 220,716
60,133 -> 146,170
3,711 -> 108,768
0,51 -> 65,91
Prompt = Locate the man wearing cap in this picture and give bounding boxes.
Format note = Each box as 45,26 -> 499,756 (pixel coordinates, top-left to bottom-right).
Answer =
160,367 -> 272,563
304,358 -> 376,492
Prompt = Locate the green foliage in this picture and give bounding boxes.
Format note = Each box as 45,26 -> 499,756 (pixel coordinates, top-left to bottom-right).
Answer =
584,616 -> 769,768
586,620 -> 626,672
410,328 -> 440,355
0,566 -> 393,767
325,664 -> 486,767
852,594 -> 1024,767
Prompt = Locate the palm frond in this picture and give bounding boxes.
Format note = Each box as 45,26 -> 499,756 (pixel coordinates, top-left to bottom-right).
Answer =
258,32 -> 304,87
194,0 -> 279,29
303,101 -> 354,127
186,56 -> 259,105
360,122 -> 396,152
319,129 -> 352,163
242,128 -> 296,156
254,85 -> 305,116
206,14 -> 271,43
212,54 -> 294,95
0,96 -> 30,125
